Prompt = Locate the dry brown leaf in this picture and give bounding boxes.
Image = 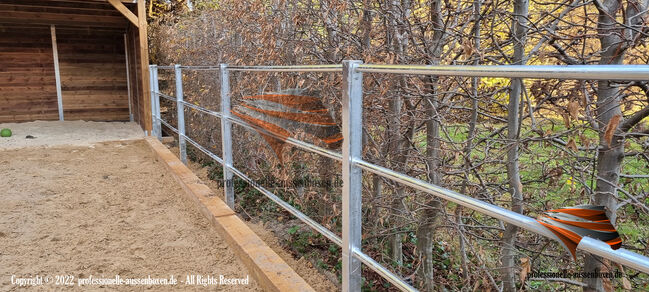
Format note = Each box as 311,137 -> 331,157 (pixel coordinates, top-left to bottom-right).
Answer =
520,257 -> 531,285
483,277 -> 491,292
616,263 -> 632,290
603,276 -> 613,291
622,276 -> 632,290
580,134 -> 590,148
602,262 -> 614,292
604,114 -> 622,147
472,278 -> 481,292
561,112 -> 571,128
568,100 -> 580,120
545,129 -> 552,137
462,39 -> 474,58
567,138 -> 577,151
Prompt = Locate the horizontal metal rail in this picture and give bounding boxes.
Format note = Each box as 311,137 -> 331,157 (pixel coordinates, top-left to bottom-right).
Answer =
158,92 -> 176,102
228,64 -> 342,72
180,100 -> 223,118
151,62 -> 649,292
352,159 -> 649,274
176,65 -> 342,71
156,65 -> 174,70
357,64 -> 649,80
179,65 -> 222,70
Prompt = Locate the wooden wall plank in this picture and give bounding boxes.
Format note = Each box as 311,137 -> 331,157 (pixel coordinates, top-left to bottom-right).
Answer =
0,11 -> 127,28
0,24 -> 58,122
56,27 -> 130,121
126,23 -> 144,129
0,0 -> 138,124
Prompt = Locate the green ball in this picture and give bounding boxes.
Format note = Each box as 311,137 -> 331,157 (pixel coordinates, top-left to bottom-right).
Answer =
0,128 -> 11,138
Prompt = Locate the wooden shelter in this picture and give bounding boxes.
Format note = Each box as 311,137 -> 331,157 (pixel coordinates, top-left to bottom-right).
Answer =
0,0 -> 152,133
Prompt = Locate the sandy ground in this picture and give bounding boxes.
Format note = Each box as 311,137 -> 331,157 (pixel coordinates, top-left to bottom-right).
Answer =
0,121 -> 144,150
0,140 -> 261,291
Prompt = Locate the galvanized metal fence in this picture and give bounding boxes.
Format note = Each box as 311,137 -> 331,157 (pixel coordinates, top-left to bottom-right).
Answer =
150,62 -> 649,292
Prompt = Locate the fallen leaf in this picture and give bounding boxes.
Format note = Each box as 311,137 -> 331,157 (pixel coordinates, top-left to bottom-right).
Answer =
520,257 -> 531,285
472,278 -> 481,292
602,261 -> 614,292
562,112 -> 571,128
568,100 -> 580,120
580,134 -> 590,148
604,115 -> 621,147
616,263 -> 632,290
567,138 -> 577,151
622,276 -> 632,290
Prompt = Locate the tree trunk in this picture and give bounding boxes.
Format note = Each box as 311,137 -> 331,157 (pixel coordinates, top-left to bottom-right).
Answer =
456,0 -> 482,282
386,0 -> 412,274
387,68 -> 405,272
416,0 -> 445,290
417,93 -> 442,292
584,2 -> 625,290
501,0 -> 528,290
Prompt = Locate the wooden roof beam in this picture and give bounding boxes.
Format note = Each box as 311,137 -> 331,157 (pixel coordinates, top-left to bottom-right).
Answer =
0,10 -> 127,28
107,0 -> 138,27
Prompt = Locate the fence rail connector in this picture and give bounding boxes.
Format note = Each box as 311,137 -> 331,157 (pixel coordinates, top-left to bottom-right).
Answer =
342,60 -> 363,292
175,64 -> 187,164
220,63 -> 235,209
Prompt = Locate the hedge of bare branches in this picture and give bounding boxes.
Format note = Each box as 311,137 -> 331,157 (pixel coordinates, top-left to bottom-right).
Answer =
149,0 -> 649,290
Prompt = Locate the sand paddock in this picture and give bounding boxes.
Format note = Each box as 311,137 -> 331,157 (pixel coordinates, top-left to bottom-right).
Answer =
0,121 -> 336,291
0,140 -> 260,291
0,121 -> 144,150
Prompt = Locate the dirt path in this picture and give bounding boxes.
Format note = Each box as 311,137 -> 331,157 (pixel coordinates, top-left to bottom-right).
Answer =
0,140 -> 260,291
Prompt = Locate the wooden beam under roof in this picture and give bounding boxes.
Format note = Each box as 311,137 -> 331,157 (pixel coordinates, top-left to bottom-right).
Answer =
41,0 -> 136,3
0,10 -> 127,28
107,0 -> 139,27
0,0 -> 132,28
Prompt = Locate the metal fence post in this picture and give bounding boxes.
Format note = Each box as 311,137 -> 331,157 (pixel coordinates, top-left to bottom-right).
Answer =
342,60 -> 363,292
220,64 -> 235,209
149,64 -> 157,137
152,66 -> 161,140
175,64 -> 187,164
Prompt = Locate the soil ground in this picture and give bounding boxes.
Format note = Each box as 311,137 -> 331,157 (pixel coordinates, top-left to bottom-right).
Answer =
0,140 -> 260,291
0,121 -> 143,150
0,120 -> 336,291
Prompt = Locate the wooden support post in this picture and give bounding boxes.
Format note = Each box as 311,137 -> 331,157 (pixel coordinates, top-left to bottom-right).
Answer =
137,0 -> 152,134
124,33 -> 133,122
50,25 -> 63,121
108,0 -> 139,27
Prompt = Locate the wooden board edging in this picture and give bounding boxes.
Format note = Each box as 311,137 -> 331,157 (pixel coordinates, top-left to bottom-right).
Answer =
145,137 -> 315,292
